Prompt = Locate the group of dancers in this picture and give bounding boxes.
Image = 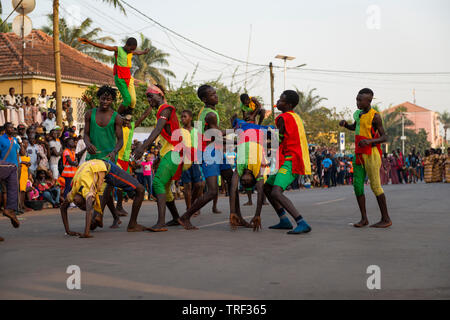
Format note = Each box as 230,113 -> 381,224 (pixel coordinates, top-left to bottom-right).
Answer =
1,37 -> 392,241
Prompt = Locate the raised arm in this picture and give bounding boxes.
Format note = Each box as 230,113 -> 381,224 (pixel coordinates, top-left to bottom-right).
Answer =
78,38 -> 117,52
133,48 -> 150,56
134,104 -> 154,128
339,119 -> 356,131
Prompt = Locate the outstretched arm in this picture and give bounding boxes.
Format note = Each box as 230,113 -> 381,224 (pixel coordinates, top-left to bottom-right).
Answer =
78,38 -> 117,52
133,48 -> 150,56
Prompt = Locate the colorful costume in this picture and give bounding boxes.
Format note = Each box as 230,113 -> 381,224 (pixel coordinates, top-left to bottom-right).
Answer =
117,122 -> 135,172
152,101 -> 190,201
67,159 -> 139,214
86,108 -> 118,162
352,108 -> 384,197
198,106 -> 232,178
233,118 -> 273,180
266,111 -> 311,190
114,47 -> 136,109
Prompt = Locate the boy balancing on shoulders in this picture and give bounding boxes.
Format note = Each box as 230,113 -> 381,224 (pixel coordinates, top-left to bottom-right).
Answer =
240,94 -> 265,125
78,37 -> 149,115
60,159 -> 147,238
264,90 -> 312,235
339,88 -> 392,228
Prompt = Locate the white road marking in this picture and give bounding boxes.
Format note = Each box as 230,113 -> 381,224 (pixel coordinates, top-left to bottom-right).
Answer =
315,197 -> 346,205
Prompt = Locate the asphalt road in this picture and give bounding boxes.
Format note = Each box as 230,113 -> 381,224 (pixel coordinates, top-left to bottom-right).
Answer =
1,182 -> 449,299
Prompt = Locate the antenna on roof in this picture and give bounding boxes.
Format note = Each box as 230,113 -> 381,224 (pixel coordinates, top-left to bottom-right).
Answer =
413,88 -> 416,104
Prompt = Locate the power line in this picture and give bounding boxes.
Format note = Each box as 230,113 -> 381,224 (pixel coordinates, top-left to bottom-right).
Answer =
0,0 -> 23,28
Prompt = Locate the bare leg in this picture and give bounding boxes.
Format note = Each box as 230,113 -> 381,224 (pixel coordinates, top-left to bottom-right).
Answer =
102,186 -> 121,229
178,176 -> 218,230
148,192 -> 168,232
270,186 -> 301,220
165,200 -> 181,226
212,191 -> 221,213
191,181 -> 202,217
183,182 -> 192,213
354,195 -> 369,227
127,185 -> 147,232
370,193 -> 392,228
243,189 -> 253,206
116,191 -> 129,216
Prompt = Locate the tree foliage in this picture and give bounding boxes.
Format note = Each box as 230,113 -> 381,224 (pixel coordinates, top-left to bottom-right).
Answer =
42,14 -> 114,63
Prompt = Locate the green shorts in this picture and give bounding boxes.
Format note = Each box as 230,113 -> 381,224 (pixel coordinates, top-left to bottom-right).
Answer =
265,161 -> 298,190
153,151 -> 180,198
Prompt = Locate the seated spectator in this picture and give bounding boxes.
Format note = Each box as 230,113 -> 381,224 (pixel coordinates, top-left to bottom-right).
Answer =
35,167 -> 60,208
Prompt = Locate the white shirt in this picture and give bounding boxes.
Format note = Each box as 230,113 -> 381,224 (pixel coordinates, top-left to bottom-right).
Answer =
5,94 -> 16,107
49,139 -> 62,166
42,118 -> 56,132
37,96 -> 47,111
75,139 -> 87,165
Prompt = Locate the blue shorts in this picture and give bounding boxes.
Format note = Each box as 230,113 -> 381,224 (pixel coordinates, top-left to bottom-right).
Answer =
181,164 -> 203,184
201,147 -> 232,179
104,160 -> 140,194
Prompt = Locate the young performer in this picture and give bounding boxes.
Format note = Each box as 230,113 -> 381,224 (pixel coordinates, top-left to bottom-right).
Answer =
133,84 -> 190,231
61,159 -> 146,238
264,90 -> 312,235
177,85 -> 250,230
339,88 -> 392,228
180,110 -> 203,217
229,116 -> 273,231
84,85 -> 124,228
240,94 -> 265,125
78,37 -> 150,115
116,107 -> 153,216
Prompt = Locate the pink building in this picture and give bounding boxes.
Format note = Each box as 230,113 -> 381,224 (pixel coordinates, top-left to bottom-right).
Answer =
385,102 -> 441,148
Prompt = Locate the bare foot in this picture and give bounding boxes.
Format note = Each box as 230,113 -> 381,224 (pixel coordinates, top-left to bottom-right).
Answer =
178,216 -> 198,230
110,219 -> 122,229
250,216 -> 262,232
0,236 -> 4,241
146,224 -> 168,232
262,201 -> 269,206
3,209 -> 20,228
192,210 -> 201,217
127,224 -> 147,232
370,220 -> 392,228
353,219 -> 369,228
243,202 -> 252,206
166,219 -> 181,226
230,213 -> 251,229
212,208 -> 222,214
116,207 -> 128,217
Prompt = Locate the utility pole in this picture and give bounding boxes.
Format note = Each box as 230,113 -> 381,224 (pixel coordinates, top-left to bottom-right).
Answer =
53,0 -> 62,126
401,112 -> 406,155
269,62 -> 274,123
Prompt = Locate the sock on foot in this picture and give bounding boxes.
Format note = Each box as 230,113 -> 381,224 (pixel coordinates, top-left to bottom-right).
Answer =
269,209 -> 293,229
287,219 -> 311,234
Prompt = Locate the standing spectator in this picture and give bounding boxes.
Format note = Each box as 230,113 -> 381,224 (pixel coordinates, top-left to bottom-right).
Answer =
37,89 -> 48,119
380,153 -> 390,185
396,148 -> 405,183
75,128 -> 87,165
141,153 -> 154,200
36,135 -> 49,170
42,110 -> 56,132
61,137 -> 78,198
47,91 -> 56,112
0,122 -> 20,168
19,141 -> 32,212
321,154 -> 332,188
26,134 -> 40,177
330,154 -> 337,187
49,127 -> 63,179
66,99 -> 74,127
30,97 -> 42,125
4,87 -> 19,127
389,152 -> 399,184
23,96 -> 34,127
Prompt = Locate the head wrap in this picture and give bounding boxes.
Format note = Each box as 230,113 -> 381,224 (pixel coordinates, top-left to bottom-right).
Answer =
146,84 -> 164,96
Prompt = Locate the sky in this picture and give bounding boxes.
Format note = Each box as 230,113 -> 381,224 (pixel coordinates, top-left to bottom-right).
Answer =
2,0 -> 450,125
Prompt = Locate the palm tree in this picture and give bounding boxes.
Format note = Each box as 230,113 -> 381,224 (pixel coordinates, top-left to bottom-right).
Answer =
438,111 -> 450,143
42,15 -> 114,63
131,33 -> 175,86
294,88 -> 328,115
0,1 -> 12,33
